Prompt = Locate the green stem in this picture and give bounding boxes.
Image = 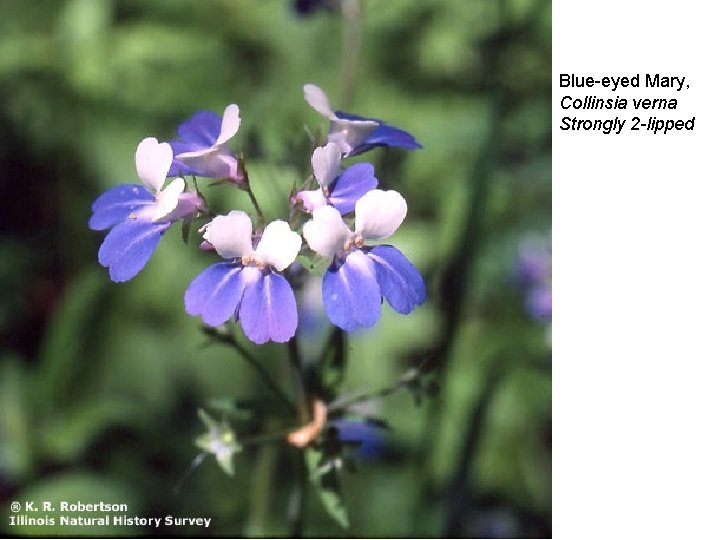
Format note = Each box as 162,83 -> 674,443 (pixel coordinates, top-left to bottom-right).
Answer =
289,450 -> 307,537
246,185 -> 266,226
203,326 -> 295,414
237,158 -> 266,225
246,420 -> 281,536
327,368 -> 420,413
443,360 -> 505,536
238,428 -> 298,446
286,337 -> 308,537
287,336 -> 309,420
339,0 -> 362,109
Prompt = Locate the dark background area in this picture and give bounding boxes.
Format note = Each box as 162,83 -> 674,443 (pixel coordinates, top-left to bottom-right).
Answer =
0,0 -> 551,536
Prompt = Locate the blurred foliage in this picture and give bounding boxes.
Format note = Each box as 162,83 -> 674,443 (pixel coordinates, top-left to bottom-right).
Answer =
0,0 -> 550,537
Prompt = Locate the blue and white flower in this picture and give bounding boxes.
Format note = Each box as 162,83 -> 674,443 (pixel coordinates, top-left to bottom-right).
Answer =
89,137 -> 205,282
303,189 -> 425,331
168,104 -> 244,182
303,84 -> 422,157
294,142 -> 377,214
185,211 -> 302,344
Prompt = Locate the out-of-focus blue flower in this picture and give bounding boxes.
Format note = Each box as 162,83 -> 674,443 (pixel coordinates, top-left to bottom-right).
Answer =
297,274 -> 326,337
294,142 -> 378,214
515,234 -> 551,321
168,104 -> 244,184
333,420 -> 384,460
303,84 -> 421,157
526,285 -> 551,320
293,0 -> 335,16
303,190 -> 425,331
89,137 -> 205,282
184,212 -> 302,344
516,237 -> 551,286
464,507 -> 520,539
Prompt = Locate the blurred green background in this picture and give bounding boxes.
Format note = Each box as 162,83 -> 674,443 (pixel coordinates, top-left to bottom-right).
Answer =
0,0 -> 551,537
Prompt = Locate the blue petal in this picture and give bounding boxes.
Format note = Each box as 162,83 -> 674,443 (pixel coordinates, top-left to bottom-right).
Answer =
367,245 -> 425,314
169,141 -> 204,176
238,268 -> 298,344
89,184 -> 155,231
328,163 -> 378,215
177,111 -> 221,147
168,160 -> 189,177
360,124 -> 422,150
97,220 -> 170,282
184,262 -> 246,327
526,285 -> 552,321
334,420 -> 384,459
169,110 -> 223,176
322,251 -> 381,331
335,111 -> 422,156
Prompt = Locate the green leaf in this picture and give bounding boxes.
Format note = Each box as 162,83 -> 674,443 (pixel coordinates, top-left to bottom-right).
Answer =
305,447 -> 349,529
34,270 -> 107,413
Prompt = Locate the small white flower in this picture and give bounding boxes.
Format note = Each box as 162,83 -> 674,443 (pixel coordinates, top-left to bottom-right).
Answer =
195,410 -> 241,476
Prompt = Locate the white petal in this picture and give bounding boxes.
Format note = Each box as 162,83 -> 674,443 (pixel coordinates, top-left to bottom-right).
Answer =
311,142 -> 342,187
328,118 -> 378,155
135,137 -> 173,193
175,147 -> 213,159
216,104 -> 241,146
254,221 -> 302,271
295,189 -> 328,212
303,206 -> 352,258
152,177 -> 184,221
354,189 -> 407,240
303,84 -> 337,119
175,147 -> 237,178
203,211 -> 253,259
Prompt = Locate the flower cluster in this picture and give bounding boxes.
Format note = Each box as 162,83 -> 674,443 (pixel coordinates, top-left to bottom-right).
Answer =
90,84 -> 425,344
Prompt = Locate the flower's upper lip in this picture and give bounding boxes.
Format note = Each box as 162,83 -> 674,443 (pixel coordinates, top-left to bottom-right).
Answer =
168,104 -> 241,179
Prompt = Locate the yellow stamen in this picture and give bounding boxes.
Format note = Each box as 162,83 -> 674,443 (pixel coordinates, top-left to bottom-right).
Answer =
240,255 -> 267,270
